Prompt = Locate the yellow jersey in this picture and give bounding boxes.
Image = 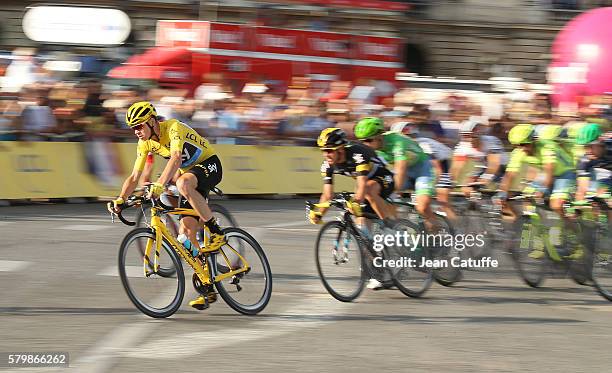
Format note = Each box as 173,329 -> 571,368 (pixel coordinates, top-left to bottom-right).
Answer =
133,119 -> 216,173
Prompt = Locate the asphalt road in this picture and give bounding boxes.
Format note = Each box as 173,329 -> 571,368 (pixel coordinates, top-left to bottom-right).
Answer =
0,199 -> 610,373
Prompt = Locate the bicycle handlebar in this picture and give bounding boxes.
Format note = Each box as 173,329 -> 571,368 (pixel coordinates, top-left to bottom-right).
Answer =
306,192 -> 354,211
112,184 -> 226,226
114,195 -> 148,226
306,192 -> 380,220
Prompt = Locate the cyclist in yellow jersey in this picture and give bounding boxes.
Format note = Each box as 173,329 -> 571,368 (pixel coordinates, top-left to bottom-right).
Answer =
107,101 -> 224,310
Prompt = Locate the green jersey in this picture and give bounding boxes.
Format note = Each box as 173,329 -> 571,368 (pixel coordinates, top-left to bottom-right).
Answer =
378,132 -> 427,167
506,141 -> 575,176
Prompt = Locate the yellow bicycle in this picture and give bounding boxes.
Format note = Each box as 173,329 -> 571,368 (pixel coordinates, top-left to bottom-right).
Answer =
111,189 -> 272,318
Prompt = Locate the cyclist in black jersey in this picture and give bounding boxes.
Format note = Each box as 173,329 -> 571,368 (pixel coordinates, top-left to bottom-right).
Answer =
576,125 -> 612,202
309,128 -> 394,225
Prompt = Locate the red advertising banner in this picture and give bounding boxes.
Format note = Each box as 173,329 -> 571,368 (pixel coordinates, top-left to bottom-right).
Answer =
156,20 -> 210,48
209,23 -> 249,51
301,31 -> 353,59
266,0 -> 409,11
355,35 -> 403,62
253,27 -> 303,55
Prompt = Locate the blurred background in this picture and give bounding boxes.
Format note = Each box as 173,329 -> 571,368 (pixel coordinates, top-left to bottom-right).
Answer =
0,1 -> 611,198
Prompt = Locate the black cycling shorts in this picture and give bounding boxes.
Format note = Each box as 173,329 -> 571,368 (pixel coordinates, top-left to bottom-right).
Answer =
440,159 -> 450,174
177,155 -> 223,213
187,155 -> 223,198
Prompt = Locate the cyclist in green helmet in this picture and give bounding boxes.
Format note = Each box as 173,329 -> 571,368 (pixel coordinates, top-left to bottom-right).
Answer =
354,117 -> 437,231
575,124 -> 612,204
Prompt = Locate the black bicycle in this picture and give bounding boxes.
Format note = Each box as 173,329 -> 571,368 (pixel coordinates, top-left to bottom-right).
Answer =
307,192 -> 433,302
392,192 -> 461,286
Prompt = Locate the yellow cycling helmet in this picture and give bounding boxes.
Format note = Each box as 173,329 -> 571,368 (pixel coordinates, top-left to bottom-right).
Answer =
126,101 -> 157,127
317,128 -> 348,150
537,125 -> 564,141
508,124 -> 535,145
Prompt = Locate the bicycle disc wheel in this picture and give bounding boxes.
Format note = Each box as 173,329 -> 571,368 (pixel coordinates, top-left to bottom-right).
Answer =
136,207 -> 178,278
430,214 -> 463,286
511,216 -> 546,288
214,227 -> 272,315
590,225 -> 612,301
388,219 -> 433,298
118,228 -> 185,318
315,221 -> 365,302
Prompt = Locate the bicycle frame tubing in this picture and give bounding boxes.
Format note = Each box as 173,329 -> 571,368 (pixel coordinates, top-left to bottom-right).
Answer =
144,206 -> 250,285
340,211 -> 382,258
521,202 -> 567,262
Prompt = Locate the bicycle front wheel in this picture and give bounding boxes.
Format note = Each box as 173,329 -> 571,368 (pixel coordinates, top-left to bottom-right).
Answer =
315,221 -> 365,302
118,228 -> 185,318
511,216 -> 547,288
214,228 -> 272,315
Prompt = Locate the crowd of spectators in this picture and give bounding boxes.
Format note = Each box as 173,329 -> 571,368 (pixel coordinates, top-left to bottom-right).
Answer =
1,48 -> 610,149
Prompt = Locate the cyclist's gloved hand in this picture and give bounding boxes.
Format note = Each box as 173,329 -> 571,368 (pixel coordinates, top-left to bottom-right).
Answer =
308,210 -> 323,225
347,200 -> 364,217
148,182 -> 165,198
108,197 -> 124,214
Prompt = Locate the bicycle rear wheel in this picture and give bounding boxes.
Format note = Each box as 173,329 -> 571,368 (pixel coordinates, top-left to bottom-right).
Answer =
429,214 -> 462,286
118,228 -> 185,318
315,221 -> 365,302
511,216 -> 547,288
567,225 -> 592,286
214,228 -> 272,315
388,219 -> 433,298
590,224 -> 612,301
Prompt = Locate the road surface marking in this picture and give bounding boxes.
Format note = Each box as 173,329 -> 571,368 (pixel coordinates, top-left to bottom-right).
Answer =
264,220 -> 308,228
98,266 -> 147,278
123,288 -> 351,359
70,288 -> 178,373
55,224 -> 108,231
0,260 -> 30,272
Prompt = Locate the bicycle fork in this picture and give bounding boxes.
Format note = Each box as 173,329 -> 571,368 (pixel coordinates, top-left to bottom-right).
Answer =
333,228 -> 350,265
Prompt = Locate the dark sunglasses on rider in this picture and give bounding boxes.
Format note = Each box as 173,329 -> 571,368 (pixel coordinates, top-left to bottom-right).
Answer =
132,124 -> 145,131
362,138 -> 376,143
